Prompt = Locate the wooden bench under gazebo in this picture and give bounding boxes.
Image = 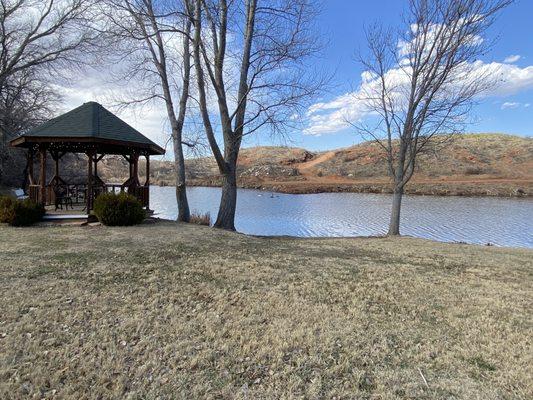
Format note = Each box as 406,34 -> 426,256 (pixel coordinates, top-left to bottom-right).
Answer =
10,102 -> 165,218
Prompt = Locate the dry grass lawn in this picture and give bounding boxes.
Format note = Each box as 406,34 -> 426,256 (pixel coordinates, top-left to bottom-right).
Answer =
0,221 -> 531,399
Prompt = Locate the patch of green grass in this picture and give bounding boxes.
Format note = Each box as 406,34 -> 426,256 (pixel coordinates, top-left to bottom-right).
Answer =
469,356 -> 497,372
25,264 -> 59,279
54,251 -> 96,266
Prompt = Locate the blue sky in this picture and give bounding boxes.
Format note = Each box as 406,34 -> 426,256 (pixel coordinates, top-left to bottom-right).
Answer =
243,0 -> 533,151
63,0 -> 533,155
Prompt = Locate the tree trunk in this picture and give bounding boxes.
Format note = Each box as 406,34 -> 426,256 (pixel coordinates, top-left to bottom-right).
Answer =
174,143 -> 190,222
214,165 -> 237,230
142,3 -> 191,222
388,185 -> 403,236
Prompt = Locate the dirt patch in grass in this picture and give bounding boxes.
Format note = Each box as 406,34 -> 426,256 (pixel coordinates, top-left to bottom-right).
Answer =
0,222 -> 531,399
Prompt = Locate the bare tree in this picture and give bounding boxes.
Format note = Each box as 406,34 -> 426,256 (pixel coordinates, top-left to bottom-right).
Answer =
104,0 -> 195,222
354,0 -> 512,235
190,0 -> 321,230
0,0 -> 97,88
0,0 -> 98,186
0,70 -> 60,186
0,70 -> 59,139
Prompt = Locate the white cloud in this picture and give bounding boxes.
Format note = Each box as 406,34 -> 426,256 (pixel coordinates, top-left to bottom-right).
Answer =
398,23 -> 483,59
504,55 -> 521,63
500,101 -> 520,109
304,61 -> 533,135
500,102 -> 532,110
54,70 -> 171,150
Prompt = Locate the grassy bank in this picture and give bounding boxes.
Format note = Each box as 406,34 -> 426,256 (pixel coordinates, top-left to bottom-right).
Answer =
186,177 -> 533,197
0,222 -> 531,399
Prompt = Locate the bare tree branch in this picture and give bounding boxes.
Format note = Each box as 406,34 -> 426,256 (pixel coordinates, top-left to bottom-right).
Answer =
102,0 -> 197,222
191,0 -> 323,230
352,0 -> 512,235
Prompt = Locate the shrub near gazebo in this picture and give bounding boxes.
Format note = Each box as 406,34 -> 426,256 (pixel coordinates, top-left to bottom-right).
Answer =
0,196 -> 45,226
93,192 -> 145,226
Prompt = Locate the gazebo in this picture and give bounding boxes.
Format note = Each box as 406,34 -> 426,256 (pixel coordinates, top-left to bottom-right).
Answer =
10,102 -> 165,216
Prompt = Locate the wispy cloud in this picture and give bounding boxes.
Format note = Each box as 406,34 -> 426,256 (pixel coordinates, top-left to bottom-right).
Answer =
504,55 -> 521,63
500,101 -> 532,110
500,101 -> 520,109
304,61 -> 533,136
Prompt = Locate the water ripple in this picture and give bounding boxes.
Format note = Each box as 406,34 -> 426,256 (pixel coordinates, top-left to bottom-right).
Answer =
150,186 -> 533,248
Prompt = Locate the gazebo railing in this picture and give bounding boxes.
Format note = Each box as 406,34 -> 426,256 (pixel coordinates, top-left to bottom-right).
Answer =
28,183 -> 88,206
28,183 -> 149,209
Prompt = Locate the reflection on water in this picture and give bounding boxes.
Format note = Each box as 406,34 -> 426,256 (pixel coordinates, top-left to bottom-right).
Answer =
151,186 -> 533,248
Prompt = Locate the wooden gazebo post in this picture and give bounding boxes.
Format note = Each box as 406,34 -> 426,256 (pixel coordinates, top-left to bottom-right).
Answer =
39,146 -> 47,204
87,150 -> 94,214
145,154 -> 150,185
27,148 -> 34,185
132,152 -> 139,185
53,152 -> 59,181
50,151 -> 61,184
93,153 -> 104,180
145,154 -> 150,209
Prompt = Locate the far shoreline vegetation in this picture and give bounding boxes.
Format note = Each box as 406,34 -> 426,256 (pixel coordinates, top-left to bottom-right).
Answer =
119,133 -> 533,198
3,133 -> 530,199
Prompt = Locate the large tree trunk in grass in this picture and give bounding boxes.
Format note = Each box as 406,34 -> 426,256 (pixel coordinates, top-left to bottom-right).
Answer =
190,0 -> 320,231
214,165 -> 237,230
169,111 -> 190,222
388,186 -> 403,236
174,142 -> 190,222
387,140 -> 407,236
173,16 -> 192,222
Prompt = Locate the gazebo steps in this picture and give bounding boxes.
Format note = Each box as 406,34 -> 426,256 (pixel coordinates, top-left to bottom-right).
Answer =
43,214 -> 88,220
42,214 -> 89,224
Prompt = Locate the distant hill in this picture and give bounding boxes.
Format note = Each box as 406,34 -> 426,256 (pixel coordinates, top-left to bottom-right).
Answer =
137,133 -> 532,196
2,133 -> 531,197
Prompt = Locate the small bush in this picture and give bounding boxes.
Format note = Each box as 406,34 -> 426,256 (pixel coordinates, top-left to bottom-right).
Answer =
0,196 -> 44,226
93,192 -> 145,226
0,196 -> 16,223
189,211 -> 210,226
12,200 -> 45,226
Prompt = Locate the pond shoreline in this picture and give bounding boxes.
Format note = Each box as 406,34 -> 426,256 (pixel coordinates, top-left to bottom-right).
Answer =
150,186 -> 533,248
153,217 -> 513,248
182,179 -> 532,197
151,217 -> 526,249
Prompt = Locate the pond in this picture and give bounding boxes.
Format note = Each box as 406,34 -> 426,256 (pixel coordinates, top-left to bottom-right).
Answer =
150,186 -> 533,248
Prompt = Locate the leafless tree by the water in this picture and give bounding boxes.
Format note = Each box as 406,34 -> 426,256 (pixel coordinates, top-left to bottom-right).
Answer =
190,0 -> 323,230
353,0 -> 512,235
103,0 -> 195,222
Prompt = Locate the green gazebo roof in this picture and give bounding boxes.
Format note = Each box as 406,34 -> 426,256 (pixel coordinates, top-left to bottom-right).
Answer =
10,102 -> 165,155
